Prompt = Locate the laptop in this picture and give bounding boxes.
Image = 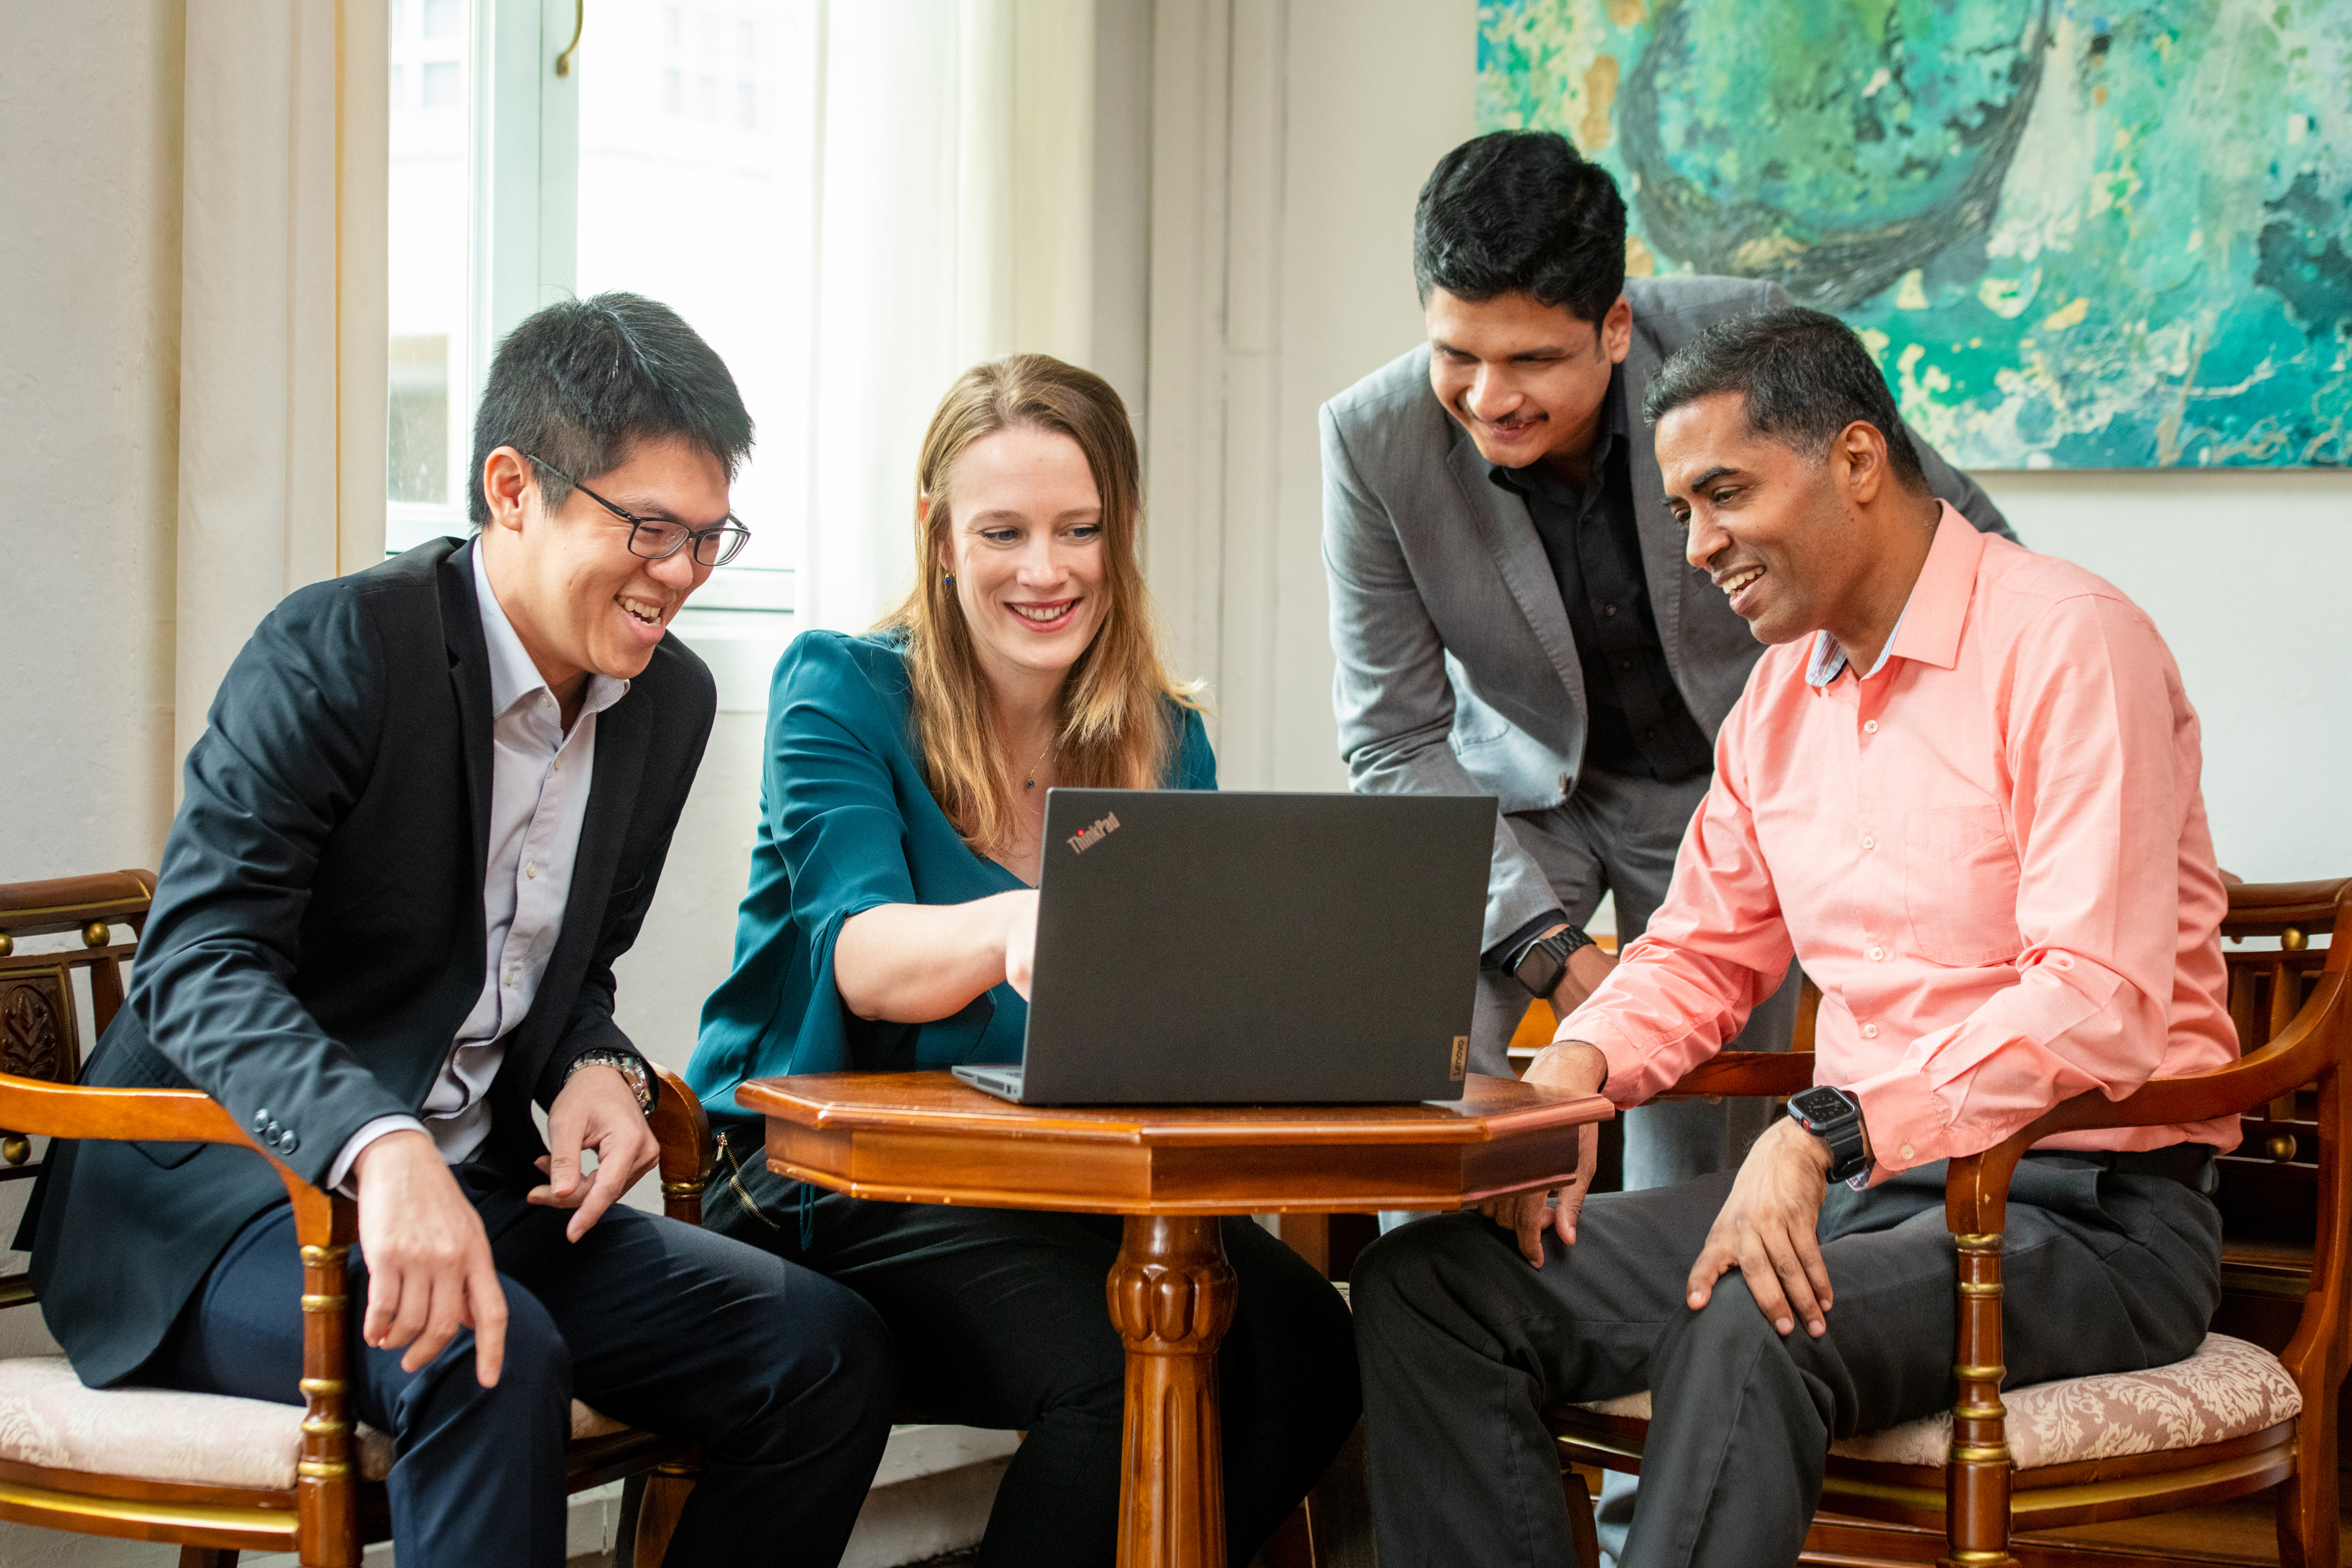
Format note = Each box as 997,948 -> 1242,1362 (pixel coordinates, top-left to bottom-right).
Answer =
952,789 -> 1494,1106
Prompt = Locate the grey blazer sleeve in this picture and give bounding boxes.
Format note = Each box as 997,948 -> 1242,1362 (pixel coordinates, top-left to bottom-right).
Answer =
1322,403 -> 1566,951
128,584 -> 414,1189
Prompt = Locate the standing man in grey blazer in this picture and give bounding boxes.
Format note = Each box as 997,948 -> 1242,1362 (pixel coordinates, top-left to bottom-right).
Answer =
1322,129 -> 2014,1196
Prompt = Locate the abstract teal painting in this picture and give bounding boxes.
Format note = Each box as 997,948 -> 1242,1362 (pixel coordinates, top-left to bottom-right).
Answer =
1478,1 -> 2350,467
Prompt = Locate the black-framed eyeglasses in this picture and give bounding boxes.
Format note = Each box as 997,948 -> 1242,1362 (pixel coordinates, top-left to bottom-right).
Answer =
524,454 -> 751,568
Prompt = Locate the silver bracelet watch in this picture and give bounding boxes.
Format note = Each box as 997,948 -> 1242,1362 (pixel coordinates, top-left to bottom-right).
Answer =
565,1049 -> 654,1117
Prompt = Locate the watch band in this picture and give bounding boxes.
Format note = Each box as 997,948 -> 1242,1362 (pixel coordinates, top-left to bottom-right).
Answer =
1511,923 -> 1596,1000
566,1049 -> 654,1117
1786,1085 -> 1870,1184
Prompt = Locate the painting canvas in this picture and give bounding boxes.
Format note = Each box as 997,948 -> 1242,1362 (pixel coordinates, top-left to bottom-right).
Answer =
1477,1 -> 2350,468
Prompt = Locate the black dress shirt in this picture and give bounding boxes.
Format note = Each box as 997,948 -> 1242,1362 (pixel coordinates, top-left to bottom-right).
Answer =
1488,365 -> 1713,787
1481,367 -> 1714,974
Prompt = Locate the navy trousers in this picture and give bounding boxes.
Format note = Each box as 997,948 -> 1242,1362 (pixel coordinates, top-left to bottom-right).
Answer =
147,1163 -> 897,1567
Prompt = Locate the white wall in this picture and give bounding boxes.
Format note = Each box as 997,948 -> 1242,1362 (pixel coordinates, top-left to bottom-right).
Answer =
1976,469 -> 2352,885
1263,0 -> 1481,791
0,1 -> 186,1557
0,0 -> 184,887
1145,0 -> 1481,791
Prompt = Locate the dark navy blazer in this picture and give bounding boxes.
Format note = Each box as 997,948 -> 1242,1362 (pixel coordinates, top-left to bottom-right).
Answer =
23,537 -> 713,1388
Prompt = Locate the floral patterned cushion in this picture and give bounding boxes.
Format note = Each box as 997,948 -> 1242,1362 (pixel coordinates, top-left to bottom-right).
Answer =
1573,1333 -> 2301,1471
0,1355 -> 629,1490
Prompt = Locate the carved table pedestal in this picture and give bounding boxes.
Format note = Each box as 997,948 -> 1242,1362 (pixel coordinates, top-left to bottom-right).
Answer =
738,1070 -> 1610,1568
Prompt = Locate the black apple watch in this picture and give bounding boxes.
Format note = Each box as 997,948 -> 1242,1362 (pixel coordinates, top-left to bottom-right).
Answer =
1510,923 -> 1595,1000
1786,1085 -> 1871,1184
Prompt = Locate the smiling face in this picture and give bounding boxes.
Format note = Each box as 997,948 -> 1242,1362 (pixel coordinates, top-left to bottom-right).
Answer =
936,425 -> 1108,693
1426,287 -> 1632,474
1656,392 -> 1898,650
477,432 -> 728,701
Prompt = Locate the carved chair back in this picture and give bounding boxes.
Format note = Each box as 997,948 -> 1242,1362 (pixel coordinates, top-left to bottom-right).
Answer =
0,870 -> 154,1304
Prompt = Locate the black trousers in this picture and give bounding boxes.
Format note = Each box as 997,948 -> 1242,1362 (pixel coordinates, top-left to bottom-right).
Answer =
1351,1154 -> 2223,1568
148,1163 -> 898,1567
706,1128 -> 1362,1568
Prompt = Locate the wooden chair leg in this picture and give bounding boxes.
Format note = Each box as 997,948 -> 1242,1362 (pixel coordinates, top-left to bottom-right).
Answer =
2277,1448 -> 2341,1568
1256,1501 -> 1315,1567
612,1471 -> 645,1568
632,1457 -> 700,1568
1562,1464 -> 1602,1568
1298,1415 -> 1377,1568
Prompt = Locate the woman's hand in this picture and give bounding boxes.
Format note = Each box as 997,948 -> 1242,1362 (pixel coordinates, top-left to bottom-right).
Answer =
836,890 -> 1043,1022
1002,889 -> 1040,998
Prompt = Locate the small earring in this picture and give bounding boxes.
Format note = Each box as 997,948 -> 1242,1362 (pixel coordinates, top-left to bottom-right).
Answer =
943,571 -> 955,586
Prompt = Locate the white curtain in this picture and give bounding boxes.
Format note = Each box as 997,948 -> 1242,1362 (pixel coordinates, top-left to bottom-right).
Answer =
176,0 -> 388,764
800,0 -> 1098,634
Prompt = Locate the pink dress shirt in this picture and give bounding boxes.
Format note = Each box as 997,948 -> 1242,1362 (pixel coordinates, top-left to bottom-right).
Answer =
1560,503 -> 2240,1173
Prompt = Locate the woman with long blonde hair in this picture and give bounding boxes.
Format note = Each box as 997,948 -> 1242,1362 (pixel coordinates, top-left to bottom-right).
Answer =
688,354 -> 1358,1566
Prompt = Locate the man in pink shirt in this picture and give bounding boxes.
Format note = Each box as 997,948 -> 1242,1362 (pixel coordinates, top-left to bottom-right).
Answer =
1351,308 -> 2237,1568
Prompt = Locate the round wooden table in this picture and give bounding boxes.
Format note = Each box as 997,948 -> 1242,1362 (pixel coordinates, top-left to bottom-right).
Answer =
736,1070 -> 1611,1568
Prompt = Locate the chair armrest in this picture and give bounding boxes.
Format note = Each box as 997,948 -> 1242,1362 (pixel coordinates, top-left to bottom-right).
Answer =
2222,876 -> 2352,940
649,1066 -> 712,1227
0,1068 -> 263,1151
0,870 -> 155,940
0,1068 -> 360,1556
1654,1051 -> 1816,1101
1942,970 -> 2349,1240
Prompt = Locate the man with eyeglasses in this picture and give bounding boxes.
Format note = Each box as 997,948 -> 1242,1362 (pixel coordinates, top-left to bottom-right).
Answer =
22,293 -> 894,1567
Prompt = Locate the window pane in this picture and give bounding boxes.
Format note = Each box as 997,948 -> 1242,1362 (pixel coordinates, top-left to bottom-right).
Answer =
578,0 -> 816,608
386,0 -> 470,553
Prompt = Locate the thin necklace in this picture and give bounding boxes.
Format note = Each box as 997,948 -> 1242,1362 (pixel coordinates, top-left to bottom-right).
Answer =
1019,733 -> 1056,791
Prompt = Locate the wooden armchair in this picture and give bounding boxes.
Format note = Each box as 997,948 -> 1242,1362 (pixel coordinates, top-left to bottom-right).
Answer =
0,870 -> 713,1568
1544,875 -> 2352,1568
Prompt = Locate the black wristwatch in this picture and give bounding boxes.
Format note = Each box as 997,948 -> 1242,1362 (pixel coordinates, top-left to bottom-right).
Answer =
1786,1085 -> 1870,1184
1510,923 -> 1595,1000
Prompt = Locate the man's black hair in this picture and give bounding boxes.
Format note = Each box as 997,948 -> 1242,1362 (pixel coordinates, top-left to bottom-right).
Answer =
1413,129 -> 1628,325
1643,306 -> 1926,487
466,291 -> 753,527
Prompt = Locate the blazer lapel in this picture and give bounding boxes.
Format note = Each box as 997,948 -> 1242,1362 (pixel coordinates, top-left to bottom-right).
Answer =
439,541 -> 496,900
1445,427 -> 1588,721
1621,328 -> 1702,698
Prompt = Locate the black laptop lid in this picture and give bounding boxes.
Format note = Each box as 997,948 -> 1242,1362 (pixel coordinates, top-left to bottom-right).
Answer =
1021,789 -> 1495,1105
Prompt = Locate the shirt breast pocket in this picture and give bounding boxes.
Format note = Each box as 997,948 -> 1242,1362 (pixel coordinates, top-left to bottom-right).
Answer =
1901,804 -> 2023,966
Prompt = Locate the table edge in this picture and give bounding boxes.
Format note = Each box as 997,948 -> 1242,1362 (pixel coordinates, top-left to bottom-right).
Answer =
738,1075 -> 1612,1147
766,1159 -> 1581,1215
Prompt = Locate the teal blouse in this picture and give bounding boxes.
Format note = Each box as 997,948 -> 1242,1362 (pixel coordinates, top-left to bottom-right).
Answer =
689,630 -> 1217,1134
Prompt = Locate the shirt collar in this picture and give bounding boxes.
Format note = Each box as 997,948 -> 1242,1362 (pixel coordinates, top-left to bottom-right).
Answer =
1803,501 -> 1983,689
470,539 -> 630,721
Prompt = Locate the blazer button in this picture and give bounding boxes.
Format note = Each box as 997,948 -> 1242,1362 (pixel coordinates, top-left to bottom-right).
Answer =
253,1108 -> 271,1132
277,1130 -> 299,1154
